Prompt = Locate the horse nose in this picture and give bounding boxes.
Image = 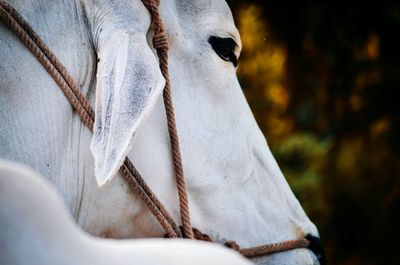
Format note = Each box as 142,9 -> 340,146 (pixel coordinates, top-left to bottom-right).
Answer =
305,234 -> 326,265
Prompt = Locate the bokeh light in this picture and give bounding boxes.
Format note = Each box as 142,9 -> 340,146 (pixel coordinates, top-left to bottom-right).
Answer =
228,1 -> 400,264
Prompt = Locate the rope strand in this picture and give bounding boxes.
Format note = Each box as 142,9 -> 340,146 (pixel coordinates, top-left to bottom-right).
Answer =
142,0 -> 194,239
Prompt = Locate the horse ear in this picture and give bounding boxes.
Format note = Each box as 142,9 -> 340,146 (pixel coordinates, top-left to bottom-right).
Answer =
90,32 -> 164,186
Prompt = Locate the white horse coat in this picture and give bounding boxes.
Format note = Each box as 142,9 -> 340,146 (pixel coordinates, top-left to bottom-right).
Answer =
0,160 -> 252,265
0,0 -> 319,264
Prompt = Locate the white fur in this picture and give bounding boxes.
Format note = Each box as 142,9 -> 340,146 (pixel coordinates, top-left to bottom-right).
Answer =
0,0 -> 319,264
0,160 -> 252,265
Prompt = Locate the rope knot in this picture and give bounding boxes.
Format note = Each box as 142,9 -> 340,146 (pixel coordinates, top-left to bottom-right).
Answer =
192,227 -> 213,242
163,226 -> 211,241
153,31 -> 168,51
224,240 -> 241,251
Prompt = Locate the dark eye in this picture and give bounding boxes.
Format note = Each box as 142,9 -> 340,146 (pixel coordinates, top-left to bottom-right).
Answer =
208,36 -> 238,67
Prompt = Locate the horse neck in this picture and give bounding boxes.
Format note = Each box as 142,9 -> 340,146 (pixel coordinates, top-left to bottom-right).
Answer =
0,0 -> 97,213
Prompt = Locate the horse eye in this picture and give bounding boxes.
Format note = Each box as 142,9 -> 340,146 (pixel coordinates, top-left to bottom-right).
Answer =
208,36 -> 238,67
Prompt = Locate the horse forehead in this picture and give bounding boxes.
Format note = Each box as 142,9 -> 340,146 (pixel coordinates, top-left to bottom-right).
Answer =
171,0 -> 237,35
175,0 -> 232,17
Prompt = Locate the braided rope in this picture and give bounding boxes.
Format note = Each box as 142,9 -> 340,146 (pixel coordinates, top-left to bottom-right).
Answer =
0,0 -> 181,239
192,228 -> 310,258
239,238 -> 310,258
141,0 -> 194,239
0,0 -> 311,258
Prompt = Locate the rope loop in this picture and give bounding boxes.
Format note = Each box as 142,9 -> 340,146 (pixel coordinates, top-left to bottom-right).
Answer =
153,31 -> 168,51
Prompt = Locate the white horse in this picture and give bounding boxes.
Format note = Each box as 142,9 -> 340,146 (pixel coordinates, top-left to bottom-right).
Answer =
0,0 -> 321,264
0,160 -> 252,265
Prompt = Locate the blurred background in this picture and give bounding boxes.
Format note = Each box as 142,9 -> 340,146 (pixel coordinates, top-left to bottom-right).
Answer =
226,1 -> 400,264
